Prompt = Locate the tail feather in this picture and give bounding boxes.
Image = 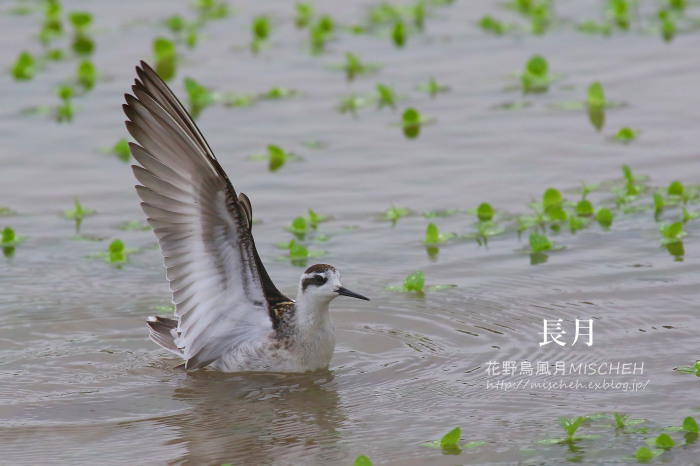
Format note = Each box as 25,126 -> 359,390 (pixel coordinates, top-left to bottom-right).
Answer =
147,316 -> 183,356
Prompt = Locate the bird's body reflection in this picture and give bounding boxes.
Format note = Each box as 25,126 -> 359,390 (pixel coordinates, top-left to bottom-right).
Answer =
152,369 -> 346,464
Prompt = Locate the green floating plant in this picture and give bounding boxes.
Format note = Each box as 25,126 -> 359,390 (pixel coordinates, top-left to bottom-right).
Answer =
658,221 -> 686,244
376,83 -> 396,110
153,37 -> 176,81
55,85 -> 75,122
118,220 -> 151,232
353,455 -> 372,466
295,3 -> 313,29
305,209 -> 329,227
478,15 -> 507,35
40,0 -> 63,45
420,427 -> 486,454
384,205 -> 409,223
280,240 -> 325,267
94,239 -> 138,265
614,127 -> 637,143
400,108 -> 433,139
596,207 -> 613,228
69,11 -> 94,55
193,0 -> 228,21
386,270 -> 455,293
520,55 -> 552,93
12,52 -> 35,81
249,145 -> 300,172
1,227 -> 27,247
674,360 -> 700,376
309,15 -> 334,53
110,138 -> 131,162
64,198 -> 96,221
263,87 -> 297,100
76,59 -> 96,90
416,77 -> 448,97
329,52 -> 380,81
539,416 -> 600,444
392,21 -> 406,47
251,15 -> 270,54
337,94 -> 371,118
183,77 -> 214,119
424,223 -> 454,245
529,232 -> 551,253
286,216 -> 308,236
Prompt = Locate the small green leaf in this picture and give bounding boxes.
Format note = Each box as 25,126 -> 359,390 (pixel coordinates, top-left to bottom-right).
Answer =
440,427 -> 460,448
353,455 -> 372,466
683,416 -> 698,433
526,55 -> 548,77
477,203 -> 493,221
403,271 -> 424,292
543,188 -> 561,210
576,200 -> 593,217
635,446 -> 653,460
529,233 -> 551,253
267,145 -> 286,171
597,208 -> 613,227
615,127 -> 636,143
655,433 -> 674,449
291,216 -> 307,233
403,108 -> 420,126
391,21 -> 405,47
112,139 -> 131,162
384,206 -> 408,221
77,59 -> 96,90
12,52 -> 35,81
425,223 -> 439,244
289,243 -> 308,259
2,227 -> 16,244
68,12 -> 92,29
295,3 -> 313,28
587,81 -> 605,107
668,181 -> 684,196
559,416 -> 584,438
654,193 -> 664,211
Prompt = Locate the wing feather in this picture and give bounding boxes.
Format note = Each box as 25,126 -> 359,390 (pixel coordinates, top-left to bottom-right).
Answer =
123,61 -> 289,370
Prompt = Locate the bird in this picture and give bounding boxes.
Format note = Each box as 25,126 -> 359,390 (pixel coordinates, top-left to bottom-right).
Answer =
122,61 -> 370,372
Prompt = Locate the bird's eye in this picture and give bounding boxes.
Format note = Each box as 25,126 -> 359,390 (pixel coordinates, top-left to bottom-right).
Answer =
314,274 -> 326,285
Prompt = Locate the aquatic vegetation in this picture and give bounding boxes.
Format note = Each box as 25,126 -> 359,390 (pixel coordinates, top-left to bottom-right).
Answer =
657,9 -> 676,42
69,11 -> 94,55
98,239 -> 138,264
249,145 -> 301,172
110,138 -> 131,162
520,55 -> 551,93
634,446 -> 660,460
153,37 -> 176,81
376,83 -> 396,110
424,223 -> 454,244
64,198 -> 96,221
607,0 -> 630,30
416,77 -> 448,97
286,216 -> 308,236
295,3 -> 313,29
55,85 -> 75,122
333,52 -> 380,81
76,59 -> 96,90
614,127 -> 637,143
478,16 -> 506,35
263,87 -> 297,100
1,227 -> 27,247
391,21 -> 406,47
309,16 -> 334,53
281,239 -> 325,266
12,52 -> 35,81
353,455 -> 372,466
597,208 -> 613,228
305,209 -> 329,227
399,108 -> 433,139
658,222 -> 686,244
420,426 -> 485,453
529,232 -> 551,253
337,94 -> 371,118
40,0 -> 63,45
477,203 -> 493,221
183,77 -> 214,119
402,270 -> 424,292
384,205 -> 409,223
192,0 -> 228,21
251,16 -> 270,54
118,220 -> 151,232
576,200 -> 594,217
560,416 -> 584,441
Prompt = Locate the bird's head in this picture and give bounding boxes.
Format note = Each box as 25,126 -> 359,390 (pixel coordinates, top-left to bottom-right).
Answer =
297,264 -> 369,306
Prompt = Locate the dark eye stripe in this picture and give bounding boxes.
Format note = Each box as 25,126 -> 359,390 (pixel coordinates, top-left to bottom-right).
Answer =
301,274 -> 327,291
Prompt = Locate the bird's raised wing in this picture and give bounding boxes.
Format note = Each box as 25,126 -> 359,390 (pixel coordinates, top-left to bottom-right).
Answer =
123,61 -> 290,370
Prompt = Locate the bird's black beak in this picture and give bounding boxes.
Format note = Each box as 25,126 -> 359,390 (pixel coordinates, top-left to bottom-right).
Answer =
336,286 -> 370,301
